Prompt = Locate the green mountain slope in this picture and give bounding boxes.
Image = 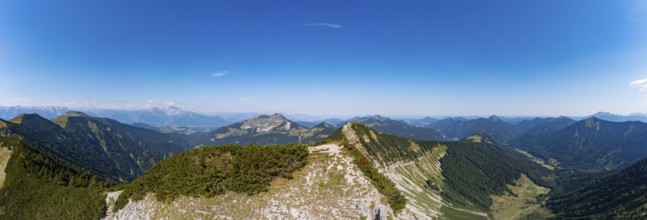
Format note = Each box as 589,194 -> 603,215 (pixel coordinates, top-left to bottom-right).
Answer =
513,116 -> 576,135
1,112 -> 187,182
0,136 -> 111,220
547,158 -> 647,219
440,138 -> 553,211
514,117 -> 647,171
330,122 -> 554,218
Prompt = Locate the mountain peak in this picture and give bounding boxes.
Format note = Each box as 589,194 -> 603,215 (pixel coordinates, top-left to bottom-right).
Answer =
464,132 -> 496,144
313,122 -> 334,129
271,113 -> 287,119
53,111 -> 92,128
488,115 -> 502,122
61,111 -> 90,118
9,113 -> 49,124
254,113 -> 287,120
369,115 -> 387,121
240,113 -> 294,132
352,115 -> 388,122
151,105 -> 183,116
338,121 -> 427,165
592,111 -> 616,117
351,115 -> 392,128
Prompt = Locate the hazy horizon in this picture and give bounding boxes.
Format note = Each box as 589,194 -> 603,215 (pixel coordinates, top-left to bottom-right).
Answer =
0,104 -> 644,122
2,1 -> 647,116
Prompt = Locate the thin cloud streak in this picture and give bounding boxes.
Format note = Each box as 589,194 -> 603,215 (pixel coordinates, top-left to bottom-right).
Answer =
11,97 -> 29,102
305,23 -> 342,29
212,71 -> 228,77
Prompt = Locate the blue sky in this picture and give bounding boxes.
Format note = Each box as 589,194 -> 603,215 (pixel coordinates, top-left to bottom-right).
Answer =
1,0 -> 647,117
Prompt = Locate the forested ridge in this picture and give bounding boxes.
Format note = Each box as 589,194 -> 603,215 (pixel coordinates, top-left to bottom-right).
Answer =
0,136 -> 111,220
2,113 -> 186,182
439,140 -> 554,211
114,144 -> 308,211
547,158 -> 647,219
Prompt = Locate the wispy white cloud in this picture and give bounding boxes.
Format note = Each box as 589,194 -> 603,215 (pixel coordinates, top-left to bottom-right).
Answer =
11,97 -> 29,102
630,77 -> 647,93
305,22 -> 342,29
212,71 -> 228,77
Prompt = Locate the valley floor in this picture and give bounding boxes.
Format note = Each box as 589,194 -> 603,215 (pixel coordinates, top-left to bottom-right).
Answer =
490,174 -> 550,220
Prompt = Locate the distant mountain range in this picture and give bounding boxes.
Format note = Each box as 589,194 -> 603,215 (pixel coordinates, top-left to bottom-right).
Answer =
3,106 -> 647,129
402,117 -> 439,127
512,116 -> 577,135
403,116 -> 576,145
427,115 -> 518,143
0,106 -> 229,128
402,116 -> 536,127
0,106 -> 72,119
581,111 -> 647,122
89,106 -> 230,127
344,115 -> 447,141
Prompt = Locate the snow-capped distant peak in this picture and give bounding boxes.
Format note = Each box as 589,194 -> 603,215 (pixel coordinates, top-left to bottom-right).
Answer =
151,106 -> 184,116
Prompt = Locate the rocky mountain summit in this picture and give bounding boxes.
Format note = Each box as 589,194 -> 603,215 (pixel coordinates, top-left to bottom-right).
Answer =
195,113 -> 334,146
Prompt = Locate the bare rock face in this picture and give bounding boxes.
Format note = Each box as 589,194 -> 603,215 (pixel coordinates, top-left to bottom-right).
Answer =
0,147 -> 12,188
240,113 -> 292,133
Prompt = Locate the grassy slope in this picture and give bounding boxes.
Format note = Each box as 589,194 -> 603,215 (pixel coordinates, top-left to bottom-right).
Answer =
334,123 -> 555,219
383,145 -> 448,218
490,174 -> 551,220
515,149 -> 556,170
338,123 -> 486,218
